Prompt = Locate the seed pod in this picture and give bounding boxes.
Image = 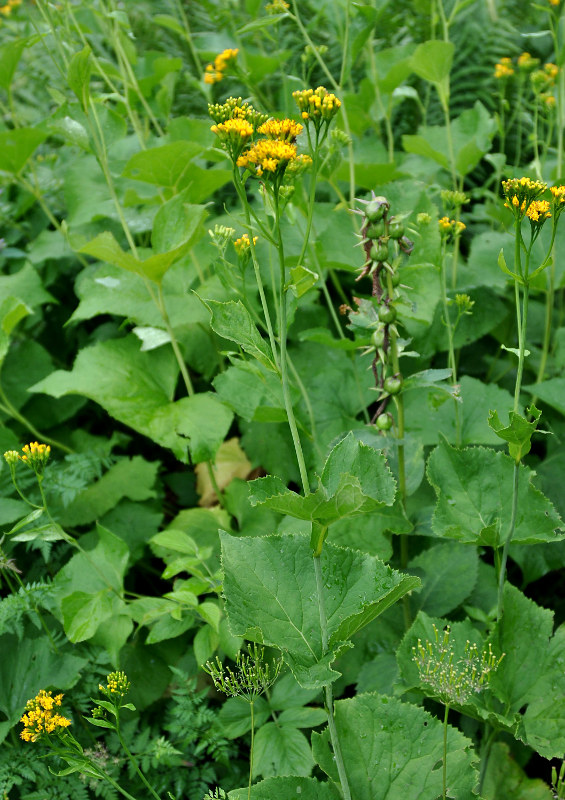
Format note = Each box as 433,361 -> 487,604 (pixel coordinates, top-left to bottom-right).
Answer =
371,327 -> 385,348
389,218 -> 405,239
376,413 -> 393,431
365,220 -> 385,239
365,196 -> 389,223
378,304 -> 397,324
384,375 -> 403,395
370,242 -> 390,263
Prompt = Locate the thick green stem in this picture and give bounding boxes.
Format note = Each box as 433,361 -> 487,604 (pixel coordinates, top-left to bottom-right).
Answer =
496,460 -> 519,624
314,556 -> 352,800
478,725 -> 497,796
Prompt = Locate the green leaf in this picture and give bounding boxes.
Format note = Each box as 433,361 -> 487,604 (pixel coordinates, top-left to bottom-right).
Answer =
29,337 -> 232,462
489,584 -> 554,716
122,140 -> 204,188
151,193 -> 207,254
221,532 -> 420,688
62,589 -> 119,643
0,38 -> 26,91
58,456 -> 158,527
78,230 -> 189,284
228,777 -> 340,800
0,632 -> 86,742
67,46 -> 92,111
522,625 -> 565,758
288,265 -> 319,298
248,433 -> 396,532
253,723 -> 314,778
488,405 -> 542,462
411,40 -> 454,86
217,696 -> 271,739
0,128 -> 47,175
0,296 -> 31,366
409,541 -> 479,616
427,438 -> 565,546
312,693 -> 478,800
204,299 -> 277,371
498,248 -> 520,280
481,742 -> 553,800
524,377 -> 565,417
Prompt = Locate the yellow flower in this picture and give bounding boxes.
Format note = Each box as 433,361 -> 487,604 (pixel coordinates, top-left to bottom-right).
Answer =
258,118 -> 303,142
237,139 -> 297,176
265,0 -> 289,11
234,233 -> 258,255
203,48 -> 238,85
502,177 -> 547,218
292,86 -> 341,128
211,118 -> 253,144
20,690 -> 71,743
100,671 -> 131,698
438,216 -> 452,234
494,58 -> 514,79
526,199 -> 552,223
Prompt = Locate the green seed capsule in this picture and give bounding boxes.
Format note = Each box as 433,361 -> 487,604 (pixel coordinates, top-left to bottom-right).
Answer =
370,242 -> 390,263
376,413 -> 393,431
384,375 -> 403,395
378,304 -> 397,324
389,219 -> 405,239
390,270 -> 401,287
365,197 -> 388,223
372,328 -> 385,348
366,220 -> 385,239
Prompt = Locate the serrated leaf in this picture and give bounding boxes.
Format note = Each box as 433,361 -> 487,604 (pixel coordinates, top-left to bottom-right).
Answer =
427,438 -> 565,546
221,532 -> 419,688
228,777 -> 340,800
409,541 -> 478,616
204,298 -> 277,371
488,405 -> 542,462
312,693 -> 478,800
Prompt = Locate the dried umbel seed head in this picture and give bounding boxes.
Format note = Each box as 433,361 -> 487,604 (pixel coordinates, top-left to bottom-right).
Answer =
204,643 -> 283,701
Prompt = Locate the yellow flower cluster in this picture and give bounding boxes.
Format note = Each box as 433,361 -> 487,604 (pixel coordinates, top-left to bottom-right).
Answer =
502,177 -> 547,217
234,234 -> 258,255
204,48 -> 238,85
209,97 -> 269,128
526,199 -> 551,223
265,0 -> 289,11
438,216 -> 466,237
4,442 -> 51,473
211,118 -> 254,156
20,690 -> 71,742
494,58 -> 514,79
258,118 -> 303,142
237,138 -> 298,176
99,671 -> 131,698
292,86 -> 341,128
517,52 -> 539,70
0,0 -> 21,16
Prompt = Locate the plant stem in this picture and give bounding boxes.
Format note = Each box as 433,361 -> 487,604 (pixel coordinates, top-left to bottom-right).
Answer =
248,699 -> 255,800
439,242 -> 461,445
274,191 -> 310,494
496,460 -> 519,624
313,555 -> 352,800
0,385 -> 74,454
478,724 -> 497,795
116,718 -> 163,800
443,704 -> 450,800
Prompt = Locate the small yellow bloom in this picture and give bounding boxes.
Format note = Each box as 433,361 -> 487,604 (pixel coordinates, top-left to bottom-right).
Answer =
234,233 -> 258,256
293,86 -> 341,128
203,48 -> 238,85
237,139 -> 298,176
20,690 -> 71,743
526,199 -> 552,223
494,58 -> 514,79
258,118 -> 303,142
265,0 -> 289,11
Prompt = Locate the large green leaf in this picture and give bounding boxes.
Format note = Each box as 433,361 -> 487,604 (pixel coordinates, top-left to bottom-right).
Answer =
29,337 -> 232,462
229,777 -> 340,800
0,296 -> 31,366
0,38 -> 27,91
248,433 -> 396,530
427,439 -> 565,546
122,140 -> 204,187
525,377 -> 565,417
221,532 -> 420,688
408,541 -> 478,616
78,230 -> 190,284
481,742 -> 553,800
312,693 -> 478,800
411,40 -> 454,86
522,624 -> 565,758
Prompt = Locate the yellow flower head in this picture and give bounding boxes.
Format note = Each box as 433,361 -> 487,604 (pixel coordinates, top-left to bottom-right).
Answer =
234,233 -> 258,256
208,97 -> 269,129
265,0 -> 289,12
292,86 -> 341,130
502,177 -> 547,218
5,442 -> 51,474
438,216 -> 453,234
0,0 -> 22,15
258,118 -> 303,143
439,217 -> 465,238
526,199 -> 552,224
237,139 -> 297,177
20,690 -> 71,743
99,671 -> 131,699
494,58 -> 514,79
204,48 -> 238,85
